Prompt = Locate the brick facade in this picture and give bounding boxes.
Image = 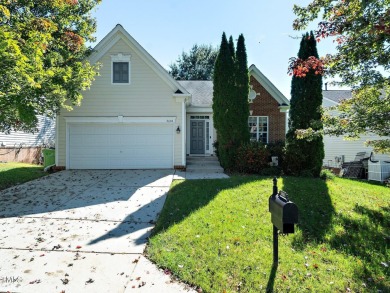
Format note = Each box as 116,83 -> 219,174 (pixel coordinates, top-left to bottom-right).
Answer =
249,76 -> 287,143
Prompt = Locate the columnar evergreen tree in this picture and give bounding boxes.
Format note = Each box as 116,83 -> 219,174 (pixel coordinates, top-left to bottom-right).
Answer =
213,32 -> 249,170
234,34 -> 250,144
285,32 -> 324,177
228,36 -> 235,59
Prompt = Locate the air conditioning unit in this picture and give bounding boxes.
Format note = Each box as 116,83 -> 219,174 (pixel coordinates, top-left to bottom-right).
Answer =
334,155 -> 344,164
270,156 -> 279,167
368,160 -> 390,182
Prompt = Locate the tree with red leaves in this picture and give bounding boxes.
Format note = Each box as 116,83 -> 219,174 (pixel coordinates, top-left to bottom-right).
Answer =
0,0 -> 101,133
292,0 -> 390,153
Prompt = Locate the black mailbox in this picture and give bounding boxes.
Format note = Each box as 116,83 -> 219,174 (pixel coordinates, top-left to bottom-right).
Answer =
269,191 -> 298,234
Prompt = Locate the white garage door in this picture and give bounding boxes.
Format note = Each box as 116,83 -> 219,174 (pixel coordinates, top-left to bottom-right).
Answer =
68,124 -> 173,169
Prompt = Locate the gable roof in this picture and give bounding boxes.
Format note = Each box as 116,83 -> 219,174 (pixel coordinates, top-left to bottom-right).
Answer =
322,90 -> 352,104
179,65 -> 290,107
90,24 -> 189,94
248,64 -> 290,106
178,81 -> 213,107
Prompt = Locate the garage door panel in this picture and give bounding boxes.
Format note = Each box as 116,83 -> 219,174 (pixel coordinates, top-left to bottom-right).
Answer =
69,124 -> 173,169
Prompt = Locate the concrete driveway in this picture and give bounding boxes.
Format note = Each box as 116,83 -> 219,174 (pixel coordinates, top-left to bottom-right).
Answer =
0,170 -> 193,292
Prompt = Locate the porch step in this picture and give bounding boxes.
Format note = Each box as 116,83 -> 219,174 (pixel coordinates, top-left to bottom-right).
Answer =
186,156 -> 224,173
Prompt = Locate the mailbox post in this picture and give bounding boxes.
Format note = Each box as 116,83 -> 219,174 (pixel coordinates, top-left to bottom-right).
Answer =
269,177 -> 298,266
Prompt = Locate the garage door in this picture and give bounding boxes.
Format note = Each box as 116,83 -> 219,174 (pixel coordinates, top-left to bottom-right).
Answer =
68,124 -> 173,169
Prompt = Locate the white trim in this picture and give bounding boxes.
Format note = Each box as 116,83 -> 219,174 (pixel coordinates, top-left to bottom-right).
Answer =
111,53 -> 131,85
65,122 -> 70,169
172,123 -> 175,168
182,100 -> 186,166
63,116 -> 176,124
249,64 -> 290,106
55,115 -> 59,166
174,95 -> 191,102
90,25 -> 189,94
278,105 -> 290,112
187,107 -> 213,113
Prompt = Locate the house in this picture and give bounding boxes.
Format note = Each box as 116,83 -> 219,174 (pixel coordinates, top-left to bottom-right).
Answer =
322,90 -> 390,167
0,115 -> 55,163
55,25 -> 289,170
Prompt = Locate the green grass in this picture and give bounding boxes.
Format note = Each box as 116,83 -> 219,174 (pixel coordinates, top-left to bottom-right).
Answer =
0,162 -> 46,190
147,176 -> 390,293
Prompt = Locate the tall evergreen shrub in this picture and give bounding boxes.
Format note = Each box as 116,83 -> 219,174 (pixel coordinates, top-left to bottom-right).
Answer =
285,31 -> 324,177
213,33 -> 250,169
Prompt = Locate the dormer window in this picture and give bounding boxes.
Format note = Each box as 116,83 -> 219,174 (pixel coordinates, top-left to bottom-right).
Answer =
111,53 -> 131,84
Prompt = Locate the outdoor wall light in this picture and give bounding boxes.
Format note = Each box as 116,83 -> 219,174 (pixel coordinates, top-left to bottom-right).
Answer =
176,126 -> 181,134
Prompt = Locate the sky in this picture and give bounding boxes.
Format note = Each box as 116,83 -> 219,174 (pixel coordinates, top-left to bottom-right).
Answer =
91,0 -> 345,99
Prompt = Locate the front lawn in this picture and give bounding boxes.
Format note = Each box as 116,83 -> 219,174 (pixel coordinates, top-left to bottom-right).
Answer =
147,176 -> 389,292
0,162 -> 46,190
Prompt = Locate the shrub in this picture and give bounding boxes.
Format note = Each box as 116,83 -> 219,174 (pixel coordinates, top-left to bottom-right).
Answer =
267,141 -> 285,167
259,167 -> 282,176
212,140 -> 219,157
320,169 -> 336,180
235,142 -> 270,174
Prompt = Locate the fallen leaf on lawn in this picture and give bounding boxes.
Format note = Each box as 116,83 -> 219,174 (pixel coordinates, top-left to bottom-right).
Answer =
321,247 -> 327,252
52,244 -> 62,250
178,264 -> 184,268
313,264 -> 319,269
281,275 -> 288,281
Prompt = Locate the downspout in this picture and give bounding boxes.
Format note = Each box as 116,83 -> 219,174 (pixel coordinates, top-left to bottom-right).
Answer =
182,98 -> 186,167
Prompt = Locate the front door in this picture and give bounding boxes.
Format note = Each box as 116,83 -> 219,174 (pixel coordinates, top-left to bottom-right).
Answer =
190,120 -> 205,154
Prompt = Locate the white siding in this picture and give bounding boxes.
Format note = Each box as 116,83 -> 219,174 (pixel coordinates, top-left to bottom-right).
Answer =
0,115 -> 55,147
324,134 -> 390,167
57,34 -> 183,167
323,97 -> 390,166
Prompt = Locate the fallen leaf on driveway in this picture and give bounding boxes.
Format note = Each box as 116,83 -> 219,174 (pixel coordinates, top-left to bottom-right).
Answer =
85,278 -> 94,285
76,245 -> 82,249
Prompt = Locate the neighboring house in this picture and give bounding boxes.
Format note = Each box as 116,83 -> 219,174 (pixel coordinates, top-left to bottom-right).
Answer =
0,115 -> 55,163
322,90 -> 390,167
56,24 -> 290,170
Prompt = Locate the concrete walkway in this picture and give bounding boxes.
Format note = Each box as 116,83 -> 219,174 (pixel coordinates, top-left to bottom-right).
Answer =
0,170 -> 195,293
175,156 -> 229,180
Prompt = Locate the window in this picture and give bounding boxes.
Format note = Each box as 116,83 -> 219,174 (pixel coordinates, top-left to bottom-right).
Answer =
248,116 -> 268,143
113,62 -> 129,83
111,53 -> 131,84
